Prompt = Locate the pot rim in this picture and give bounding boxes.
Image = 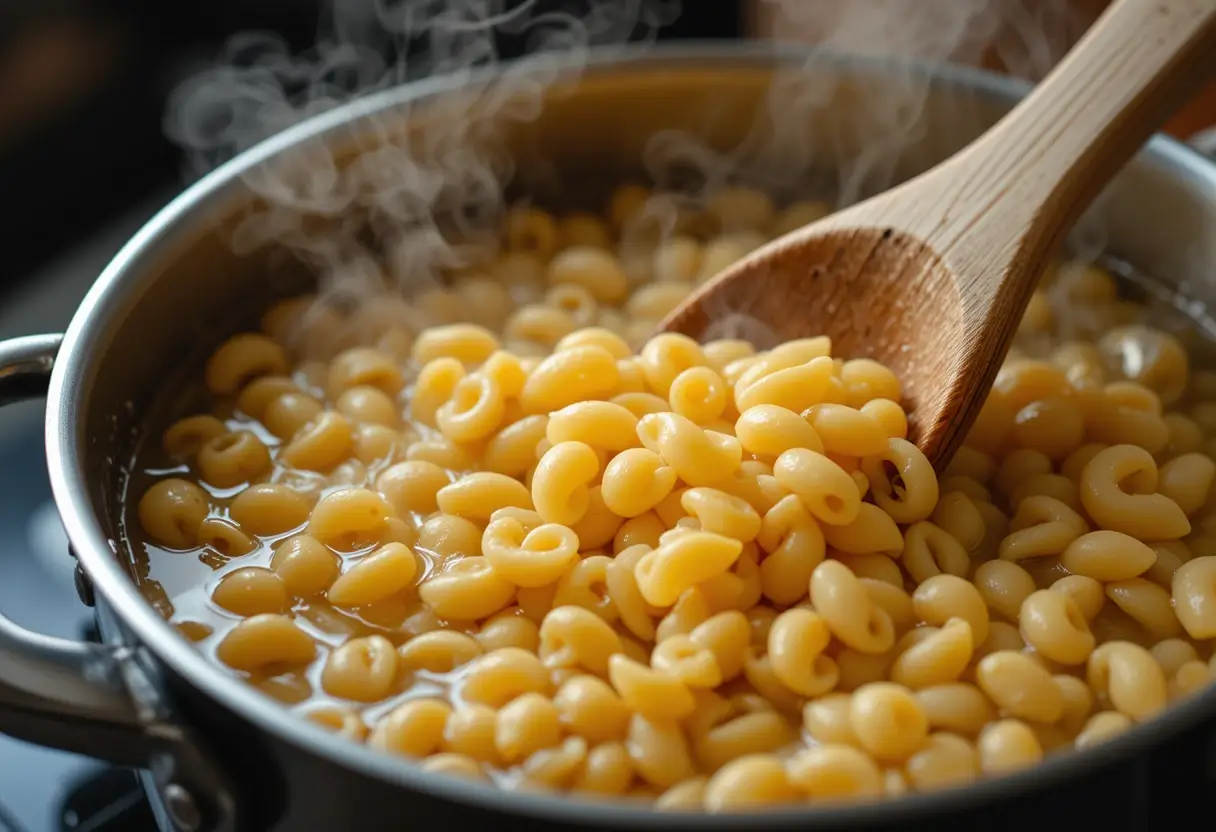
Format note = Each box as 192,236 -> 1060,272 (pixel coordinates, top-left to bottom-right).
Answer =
45,41 -> 1216,826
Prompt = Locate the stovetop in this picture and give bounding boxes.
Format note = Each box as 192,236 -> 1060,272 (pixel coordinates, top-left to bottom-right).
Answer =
0,398 -> 159,832
0,195 -> 173,832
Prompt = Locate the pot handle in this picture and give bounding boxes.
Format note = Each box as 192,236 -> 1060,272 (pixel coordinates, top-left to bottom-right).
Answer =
0,334 -> 152,762
0,334 -> 238,832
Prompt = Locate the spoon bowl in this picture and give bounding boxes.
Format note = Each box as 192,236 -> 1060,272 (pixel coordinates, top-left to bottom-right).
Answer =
663,225 -> 966,461
662,0 -> 1216,469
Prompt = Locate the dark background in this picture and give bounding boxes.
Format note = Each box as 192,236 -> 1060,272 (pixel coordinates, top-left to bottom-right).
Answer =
0,2 -> 1214,829
0,0 -> 740,297
4,0 -> 1215,299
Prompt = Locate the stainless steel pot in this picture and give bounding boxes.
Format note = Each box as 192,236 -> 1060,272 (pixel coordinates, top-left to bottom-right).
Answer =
2,44 -> 1216,831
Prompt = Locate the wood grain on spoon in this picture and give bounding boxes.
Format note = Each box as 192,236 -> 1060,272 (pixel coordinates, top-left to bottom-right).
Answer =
661,0 -> 1216,471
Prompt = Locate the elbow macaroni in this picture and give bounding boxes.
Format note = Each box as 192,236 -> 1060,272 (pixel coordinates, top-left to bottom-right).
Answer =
130,190 -> 1216,810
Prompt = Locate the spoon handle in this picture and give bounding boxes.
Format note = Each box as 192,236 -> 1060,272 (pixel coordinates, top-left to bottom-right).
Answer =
921,0 -> 1216,265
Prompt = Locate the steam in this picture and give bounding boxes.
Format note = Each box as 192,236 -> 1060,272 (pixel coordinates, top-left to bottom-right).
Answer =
165,0 -> 678,317
629,0 -> 1101,343
643,0 -> 1094,213
165,0 -> 1105,351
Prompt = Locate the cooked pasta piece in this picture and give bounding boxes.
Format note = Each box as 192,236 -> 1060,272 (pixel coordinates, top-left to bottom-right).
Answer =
128,188 -> 1216,810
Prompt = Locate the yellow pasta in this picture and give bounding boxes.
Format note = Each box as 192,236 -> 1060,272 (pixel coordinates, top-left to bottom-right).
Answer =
306,488 -> 395,551
902,521 -> 968,583
481,516 -> 578,588
849,683 -> 929,763
539,605 -> 623,677
1172,556 -> 1216,638
227,483 -> 311,537
197,431 -> 271,489
810,560 -> 895,654
270,535 -> 339,597
888,619 -> 973,689
548,247 -> 630,304
235,376 -> 300,421
211,567 -> 288,616
862,438 -> 940,524
735,355 -> 834,414
977,720 -> 1042,775
652,635 -> 722,689
600,448 -> 677,518
803,404 -> 889,458
138,479 -> 210,549
703,754 -> 800,811
520,346 -> 620,413
636,532 -> 743,607
1079,445 -> 1190,540
370,699 -> 452,758
1059,530 -> 1157,582
334,386 -> 397,428
975,651 -> 1064,723
680,488 -> 762,543
547,401 -> 640,451
903,733 -> 979,791
483,414 -> 550,477
435,374 -> 505,443
636,412 -> 743,487
1086,641 -> 1167,721
692,710 -> 794,774
915,683 -> 995,736
532,441 -> 601,526
772,448 -> 861,526
767,608 -> 839,696
413,323 -> 500,366
205,333 -> 288,396
788,743 -> 883,800
327,347 -> 405,400
667,366 -> 728,424
322,635 -> 399,702
215,614 -> 315,672
398,631 -> 483,673
1105,578 -> 1181,639
1018,589 -> 1095,665
418,558 -> 515,622
130,190 -> 1216,810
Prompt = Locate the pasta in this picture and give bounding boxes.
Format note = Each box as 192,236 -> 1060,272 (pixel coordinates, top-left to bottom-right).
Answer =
128,186 -> 1216,813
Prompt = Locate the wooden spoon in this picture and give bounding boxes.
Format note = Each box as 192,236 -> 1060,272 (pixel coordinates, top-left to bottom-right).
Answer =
661,0 -> 1216,470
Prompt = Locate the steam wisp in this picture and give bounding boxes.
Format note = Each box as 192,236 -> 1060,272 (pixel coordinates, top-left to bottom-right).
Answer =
165,0 -> 1113,350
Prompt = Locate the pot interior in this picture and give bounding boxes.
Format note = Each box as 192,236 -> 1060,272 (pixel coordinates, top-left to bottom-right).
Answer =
54,48 -> 1216,815
79,53 -> 1216,546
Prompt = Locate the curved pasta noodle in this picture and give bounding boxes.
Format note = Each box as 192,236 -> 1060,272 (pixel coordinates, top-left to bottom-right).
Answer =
636,412 -> 742,487
1079,445 -> 1190,540
635,532 -> 743,607
772,448 -> 861,526
132,195 -> 1216,809
862,439 -> 940,524
756,495 -> 826,605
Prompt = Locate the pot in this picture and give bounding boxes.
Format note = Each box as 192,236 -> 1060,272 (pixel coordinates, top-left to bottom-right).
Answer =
1,44 -> 1215,831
